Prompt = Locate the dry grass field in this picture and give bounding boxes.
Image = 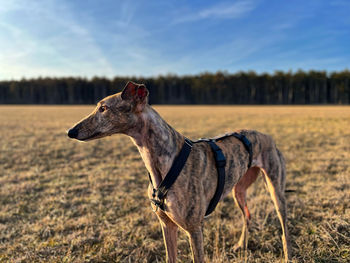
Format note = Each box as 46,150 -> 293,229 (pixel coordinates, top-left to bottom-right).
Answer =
0,105 -> 349,263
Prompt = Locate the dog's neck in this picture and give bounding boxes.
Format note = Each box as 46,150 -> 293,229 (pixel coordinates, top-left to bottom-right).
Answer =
128,106 -> 184,187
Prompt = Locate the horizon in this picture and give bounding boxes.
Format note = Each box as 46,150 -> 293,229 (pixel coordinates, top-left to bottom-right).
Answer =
2,68 -> 350,82
1,0 -> 350,80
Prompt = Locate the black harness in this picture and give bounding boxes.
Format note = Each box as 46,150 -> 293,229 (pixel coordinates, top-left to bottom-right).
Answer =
148,132 -> 253,216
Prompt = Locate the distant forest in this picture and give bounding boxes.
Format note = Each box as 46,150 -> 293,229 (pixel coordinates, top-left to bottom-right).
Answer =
1,70 -> 350,104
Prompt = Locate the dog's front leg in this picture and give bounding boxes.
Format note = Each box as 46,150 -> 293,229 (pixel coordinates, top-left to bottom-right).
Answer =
187,227 -> 205,263
156,211 -> 178,263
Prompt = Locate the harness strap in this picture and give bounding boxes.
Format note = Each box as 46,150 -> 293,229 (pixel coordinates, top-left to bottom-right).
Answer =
204,140 -> 226,217
147,132 -> 253,217
192,132 -> 253,216
230,133 -> 253,168
149,138 -> 193,211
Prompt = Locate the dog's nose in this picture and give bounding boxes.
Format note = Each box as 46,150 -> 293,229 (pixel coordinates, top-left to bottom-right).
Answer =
67,128 -> 78,139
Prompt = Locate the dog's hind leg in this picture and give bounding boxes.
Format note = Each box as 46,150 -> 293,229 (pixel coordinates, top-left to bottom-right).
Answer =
232,166 -> 260,251
187,226 -> 205,263
260,152 -> 292,262
157,211 -> 178,263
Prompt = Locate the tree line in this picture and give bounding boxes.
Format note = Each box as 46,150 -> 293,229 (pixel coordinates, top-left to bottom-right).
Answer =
1,70 -> 350,104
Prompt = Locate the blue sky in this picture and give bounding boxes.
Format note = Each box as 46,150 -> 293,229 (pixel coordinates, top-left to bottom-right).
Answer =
1,0 -> 349,80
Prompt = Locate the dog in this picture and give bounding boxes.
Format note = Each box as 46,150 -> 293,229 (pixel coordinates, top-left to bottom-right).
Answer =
67,81 -> 292,262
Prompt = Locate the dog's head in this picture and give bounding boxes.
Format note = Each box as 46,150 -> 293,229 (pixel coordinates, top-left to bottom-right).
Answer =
67,81 -> 149,141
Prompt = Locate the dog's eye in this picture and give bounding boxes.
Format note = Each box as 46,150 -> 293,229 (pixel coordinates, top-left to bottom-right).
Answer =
99,105 -> 107,112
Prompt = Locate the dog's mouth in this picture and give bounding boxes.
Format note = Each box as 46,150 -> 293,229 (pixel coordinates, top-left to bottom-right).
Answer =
79,132 -> 103,141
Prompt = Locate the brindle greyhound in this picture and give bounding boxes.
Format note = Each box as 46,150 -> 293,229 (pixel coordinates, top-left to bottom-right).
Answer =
67,81 -> 292,262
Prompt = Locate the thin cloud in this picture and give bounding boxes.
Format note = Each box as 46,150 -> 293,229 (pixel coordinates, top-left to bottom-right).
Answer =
0,0 -> 116,79
174,0 -> 258,24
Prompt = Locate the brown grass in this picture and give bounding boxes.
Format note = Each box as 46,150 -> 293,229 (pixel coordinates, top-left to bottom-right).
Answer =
0,105 -> 349,262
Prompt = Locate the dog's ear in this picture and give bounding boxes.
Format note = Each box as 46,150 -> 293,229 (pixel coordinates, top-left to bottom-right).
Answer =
121,81 -> 149,109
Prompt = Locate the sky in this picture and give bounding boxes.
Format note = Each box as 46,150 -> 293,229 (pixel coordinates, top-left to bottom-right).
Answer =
0,0 -> 349,80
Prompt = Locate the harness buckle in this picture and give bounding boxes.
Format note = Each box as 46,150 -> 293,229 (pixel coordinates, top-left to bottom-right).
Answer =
150,188 -> 165,212
150,198 -> 165,212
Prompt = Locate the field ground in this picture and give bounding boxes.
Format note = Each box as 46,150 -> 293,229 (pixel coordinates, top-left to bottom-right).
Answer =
0,105 -> 349,262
